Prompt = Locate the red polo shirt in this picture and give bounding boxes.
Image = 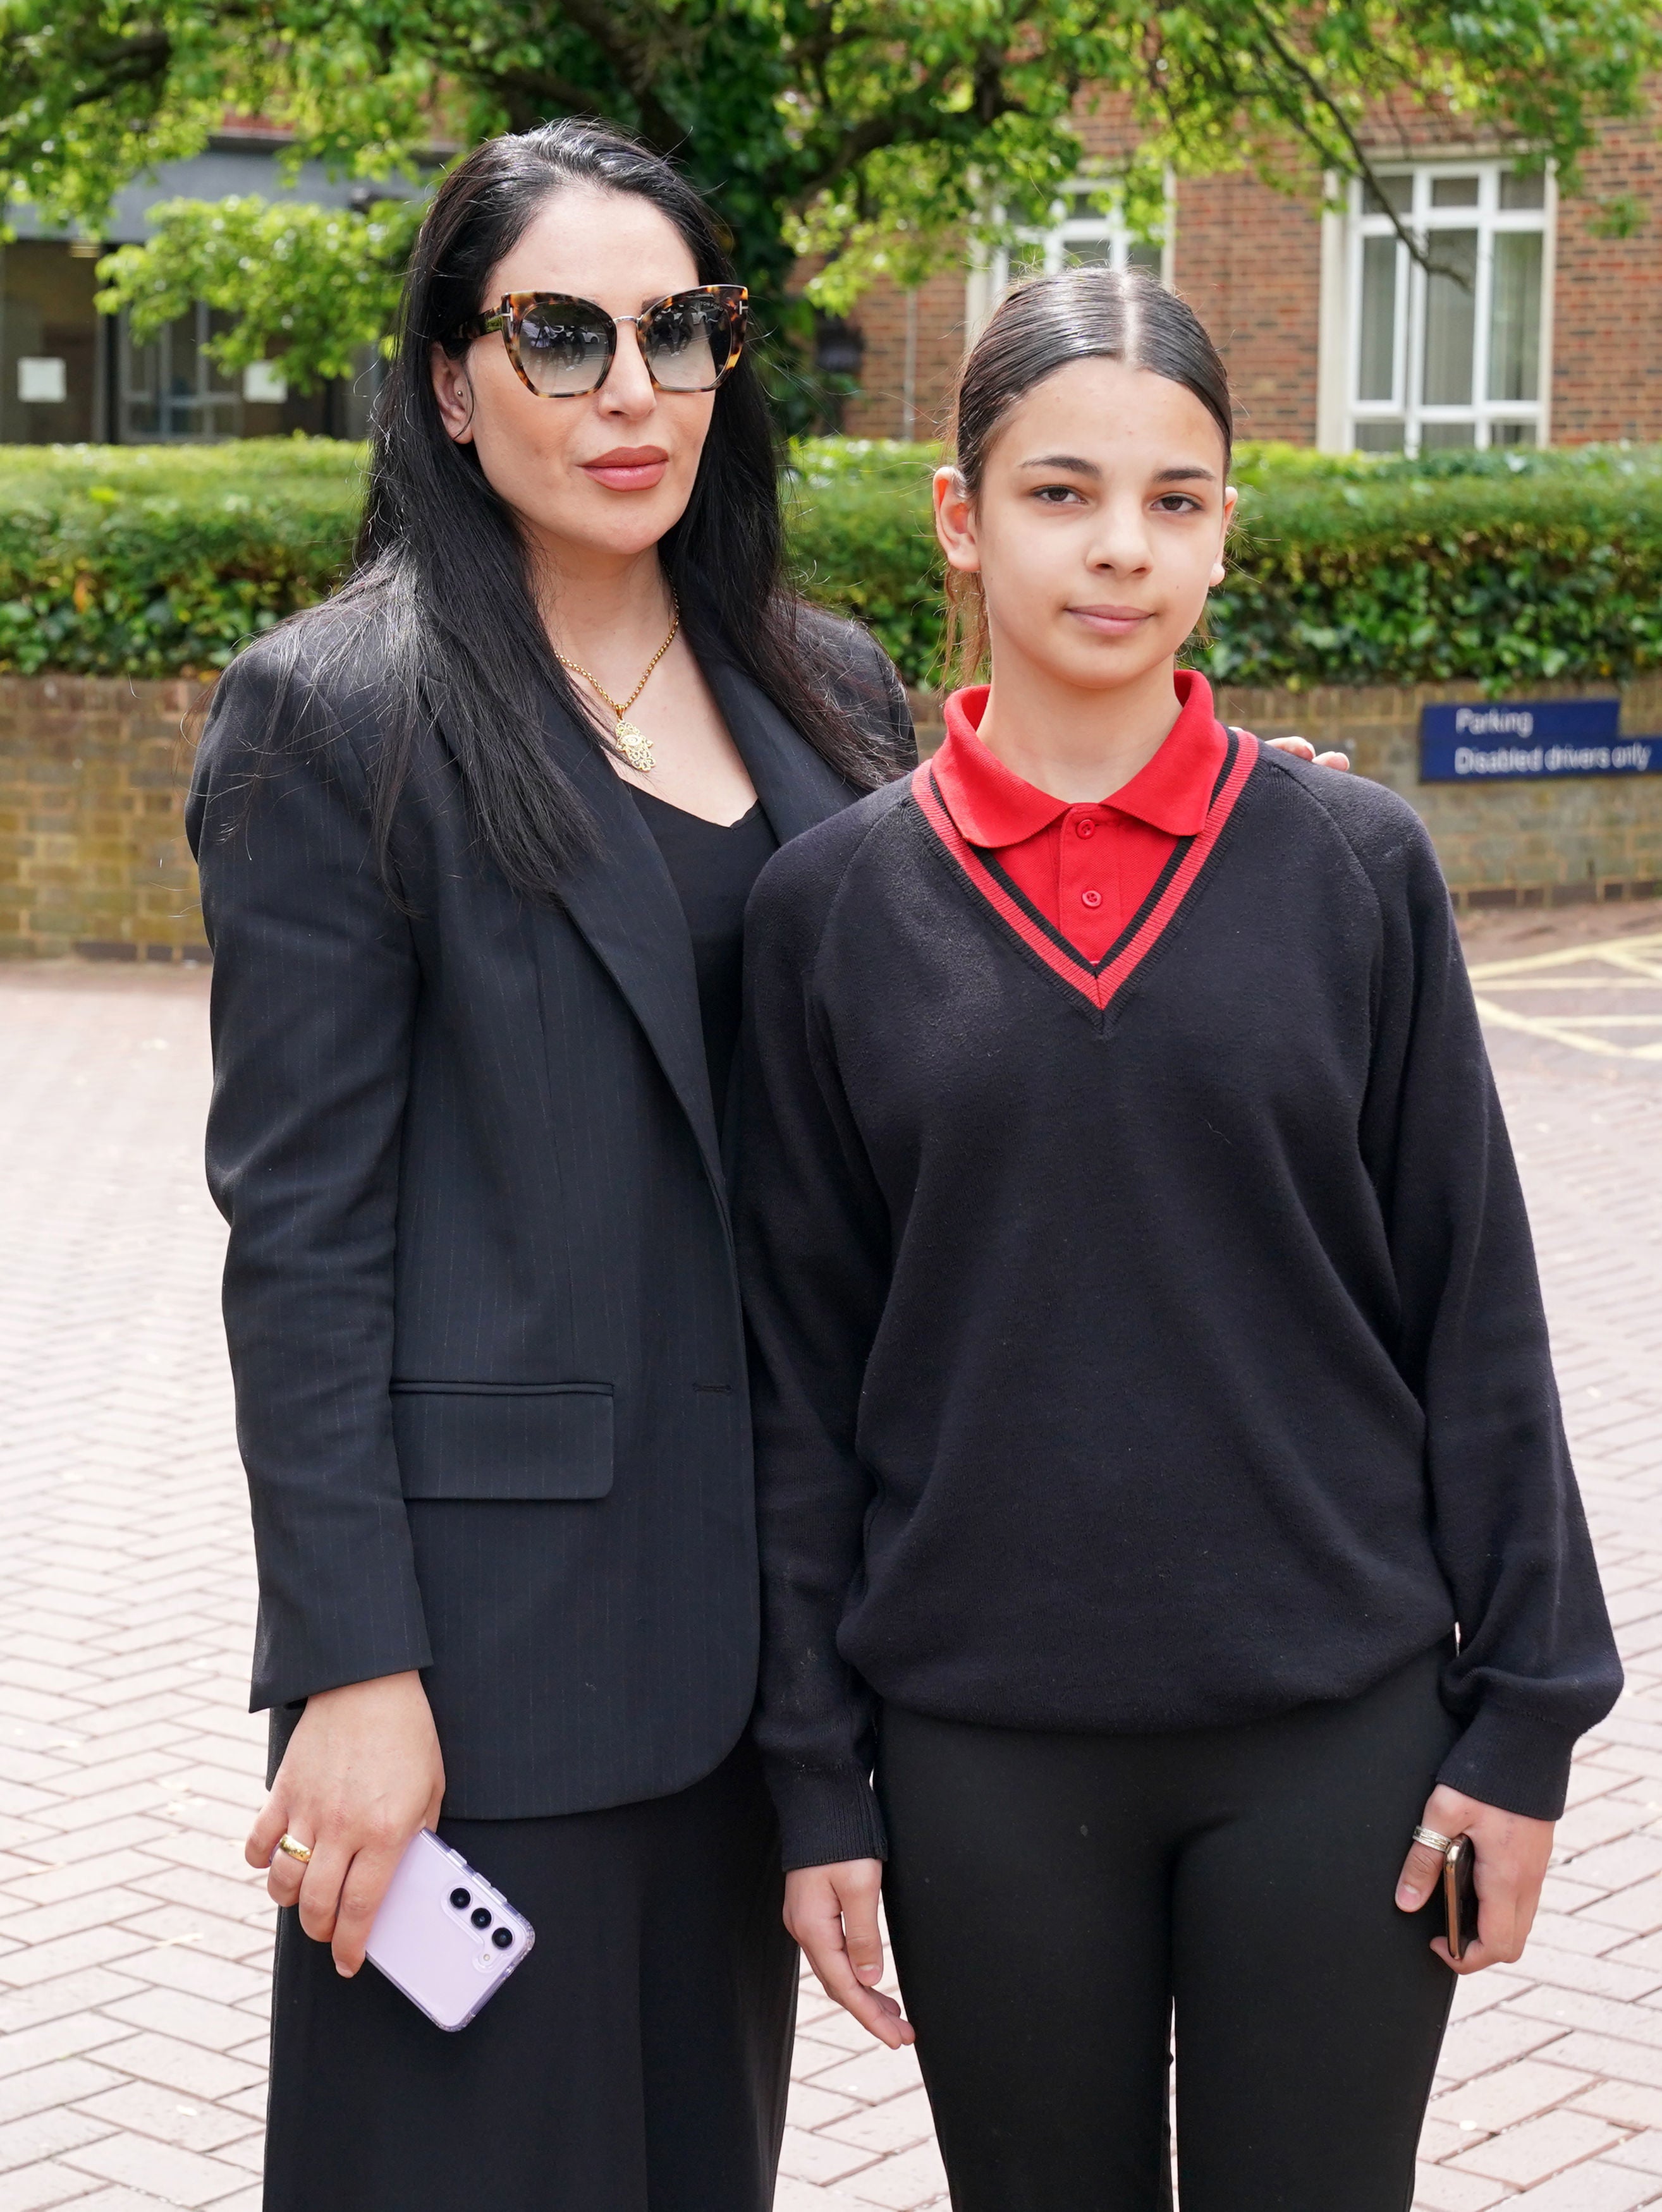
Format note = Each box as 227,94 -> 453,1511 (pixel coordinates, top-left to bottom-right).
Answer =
931,670 -> 1228,963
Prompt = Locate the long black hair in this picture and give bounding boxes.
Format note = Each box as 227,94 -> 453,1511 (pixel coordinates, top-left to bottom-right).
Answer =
944,267 -> 1233,683
279,121 -> 897,899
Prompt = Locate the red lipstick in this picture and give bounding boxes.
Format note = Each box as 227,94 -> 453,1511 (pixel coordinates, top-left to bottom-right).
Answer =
582,446 -> 669,492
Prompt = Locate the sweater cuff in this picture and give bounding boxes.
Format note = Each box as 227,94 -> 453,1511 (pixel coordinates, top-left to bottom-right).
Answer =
766,1764 -> 889,1872
1436,1704 -> 1582,1821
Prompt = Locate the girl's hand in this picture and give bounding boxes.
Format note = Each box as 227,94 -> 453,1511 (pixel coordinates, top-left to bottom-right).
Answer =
784,1859 -> 915,2049
1395,1783 -> 1555,1975
246,1670 -> 445,1977
1266,736 -> 1351,772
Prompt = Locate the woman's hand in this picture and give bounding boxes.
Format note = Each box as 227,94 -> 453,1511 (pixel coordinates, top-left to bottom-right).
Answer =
1266,736 -> 1351,772
784,1859 -> 915,2050
1395,1783 -> 1555,1974
246,1670 -> 445,1978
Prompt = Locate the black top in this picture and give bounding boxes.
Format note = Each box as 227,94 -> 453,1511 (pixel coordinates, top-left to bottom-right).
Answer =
736,736 -> 1620,1873
185,608 -> 913,1823
631,787 -> 779,1129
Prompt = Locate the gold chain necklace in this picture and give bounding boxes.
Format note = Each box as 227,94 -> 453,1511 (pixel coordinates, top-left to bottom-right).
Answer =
556,597 -> 680,775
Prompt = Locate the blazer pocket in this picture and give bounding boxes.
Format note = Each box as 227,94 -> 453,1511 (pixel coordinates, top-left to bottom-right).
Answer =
391,1382 -> 614,1501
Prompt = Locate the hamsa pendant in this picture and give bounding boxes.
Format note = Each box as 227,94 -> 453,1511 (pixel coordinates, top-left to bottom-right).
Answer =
613,717 -> 656,774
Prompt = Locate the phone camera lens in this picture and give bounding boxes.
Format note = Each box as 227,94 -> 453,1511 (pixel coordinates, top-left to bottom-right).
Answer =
470,1906 -> 492,1930
449,1888 -> 470,1911
491,1926 -> 513,1950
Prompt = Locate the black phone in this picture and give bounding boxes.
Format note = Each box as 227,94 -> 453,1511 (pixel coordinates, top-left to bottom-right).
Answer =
1443,1835 -> 1479,1961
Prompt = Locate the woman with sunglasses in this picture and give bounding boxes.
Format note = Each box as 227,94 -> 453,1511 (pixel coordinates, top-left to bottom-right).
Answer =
185,122 -> 912,2210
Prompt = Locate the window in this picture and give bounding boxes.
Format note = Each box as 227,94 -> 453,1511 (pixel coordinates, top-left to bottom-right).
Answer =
114,301 -> 377,442
968,186 -> 1170,340
119,301 -> 245,441
1345,164 -> 1550,454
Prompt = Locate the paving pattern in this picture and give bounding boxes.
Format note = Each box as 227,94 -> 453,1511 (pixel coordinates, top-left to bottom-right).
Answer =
0,964 -> 264,2212
0,922 -> 1658,2211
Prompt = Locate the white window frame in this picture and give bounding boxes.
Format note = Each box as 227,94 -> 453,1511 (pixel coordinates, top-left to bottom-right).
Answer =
965,180 -> 1174,344
1317,159 -> 1554,456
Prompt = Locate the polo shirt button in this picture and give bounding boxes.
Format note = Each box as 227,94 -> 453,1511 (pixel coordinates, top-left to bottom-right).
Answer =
1075,818 -> 1097,839
1080,889 -> 1103,909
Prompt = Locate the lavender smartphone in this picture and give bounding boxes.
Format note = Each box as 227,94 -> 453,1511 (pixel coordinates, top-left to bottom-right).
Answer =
364,1830 -> 535,2030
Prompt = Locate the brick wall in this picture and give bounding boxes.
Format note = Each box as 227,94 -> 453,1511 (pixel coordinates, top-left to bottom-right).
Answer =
907,677 -> 1662,908
0,677 -> 209,961
1168,174 -> 1323,444
3,675 -> 1656,959
841,268 -> 967,442
1552,104 -> 1662,442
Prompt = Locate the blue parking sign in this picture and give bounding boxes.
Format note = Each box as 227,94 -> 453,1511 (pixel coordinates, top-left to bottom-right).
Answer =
1419,699 -> 1662,782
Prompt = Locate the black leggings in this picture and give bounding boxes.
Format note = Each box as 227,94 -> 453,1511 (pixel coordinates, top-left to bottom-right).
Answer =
876,1647 -> 1459,2212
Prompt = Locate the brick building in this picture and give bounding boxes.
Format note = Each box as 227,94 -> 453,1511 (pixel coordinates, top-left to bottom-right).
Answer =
840,89 -> 1662,453
0,130 -> 389,445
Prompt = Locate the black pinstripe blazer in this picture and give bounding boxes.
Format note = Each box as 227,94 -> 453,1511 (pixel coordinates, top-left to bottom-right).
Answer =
186,611 -> 912,1818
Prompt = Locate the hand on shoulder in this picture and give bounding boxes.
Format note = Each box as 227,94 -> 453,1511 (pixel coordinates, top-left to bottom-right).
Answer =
1265,736 -> 1350,772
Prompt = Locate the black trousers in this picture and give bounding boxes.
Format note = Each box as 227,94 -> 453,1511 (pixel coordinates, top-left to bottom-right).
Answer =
264,1742 -> 797,2212
876,1648 -> 1459,2212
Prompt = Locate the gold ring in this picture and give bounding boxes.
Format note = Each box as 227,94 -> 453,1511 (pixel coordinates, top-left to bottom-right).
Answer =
1412,1825 -> 1455,1856
275,1833 -> 314,1865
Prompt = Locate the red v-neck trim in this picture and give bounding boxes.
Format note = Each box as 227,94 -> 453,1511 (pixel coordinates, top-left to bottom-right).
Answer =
912,729 -> 1259,1012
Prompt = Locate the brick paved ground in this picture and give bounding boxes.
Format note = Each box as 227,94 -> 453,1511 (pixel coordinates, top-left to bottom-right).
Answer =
0,923 -> 1658,2210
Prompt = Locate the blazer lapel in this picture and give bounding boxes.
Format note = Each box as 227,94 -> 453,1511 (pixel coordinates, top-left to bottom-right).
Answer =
533,686 -> 728,1210
522,658 -> 854,1218
702,656 -> 857,846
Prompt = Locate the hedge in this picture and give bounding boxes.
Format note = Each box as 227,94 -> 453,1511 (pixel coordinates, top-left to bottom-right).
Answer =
3,434 -> 1661,692
0,440 -> 363,680
1211,443 -> 1662,692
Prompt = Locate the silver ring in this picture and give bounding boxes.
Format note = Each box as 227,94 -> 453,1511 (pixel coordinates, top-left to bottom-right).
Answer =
1412,1825 -> 1455,1855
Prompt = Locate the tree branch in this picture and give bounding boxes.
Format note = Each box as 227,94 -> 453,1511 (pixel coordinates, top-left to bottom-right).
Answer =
482,61 -> 614,133
549,0 -> 686,153
790,55 -> 1022,205
85,28 -> 173,83
28,25 -> 174,107
1243,3 -> 1481,283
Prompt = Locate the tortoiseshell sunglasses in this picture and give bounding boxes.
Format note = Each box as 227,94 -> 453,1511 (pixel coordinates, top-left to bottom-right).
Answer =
453,283 -> 748,398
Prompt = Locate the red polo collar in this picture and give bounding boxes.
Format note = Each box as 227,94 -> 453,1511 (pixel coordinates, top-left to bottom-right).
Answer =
932,669 -> 1228,848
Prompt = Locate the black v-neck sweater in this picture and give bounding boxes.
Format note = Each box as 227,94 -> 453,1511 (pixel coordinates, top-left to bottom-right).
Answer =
736,739 -> 1620,1872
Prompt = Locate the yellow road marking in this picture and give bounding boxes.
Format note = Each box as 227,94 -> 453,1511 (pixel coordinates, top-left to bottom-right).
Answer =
1469,928 -> 1662,1058
1468,931 -> 1662,981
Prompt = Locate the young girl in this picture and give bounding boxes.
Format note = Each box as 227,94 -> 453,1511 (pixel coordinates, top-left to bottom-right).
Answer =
738,269 -> 1621,2210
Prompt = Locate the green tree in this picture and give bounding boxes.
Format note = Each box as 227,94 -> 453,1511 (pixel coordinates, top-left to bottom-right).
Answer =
4,0 -> 1658,397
